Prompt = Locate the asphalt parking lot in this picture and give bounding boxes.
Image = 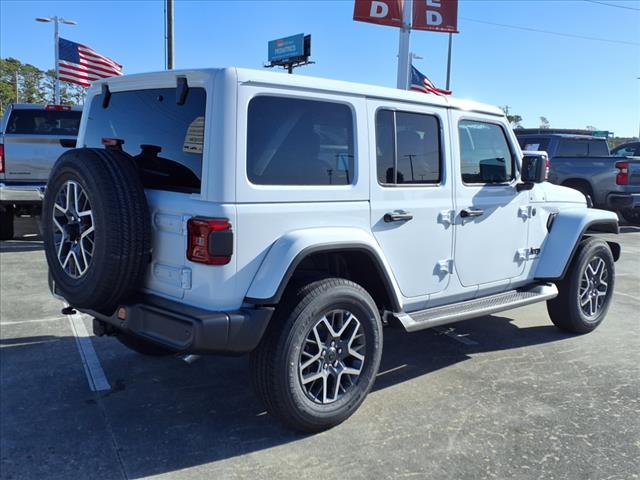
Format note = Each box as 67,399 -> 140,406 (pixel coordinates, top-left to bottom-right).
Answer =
1,217 -> 639,480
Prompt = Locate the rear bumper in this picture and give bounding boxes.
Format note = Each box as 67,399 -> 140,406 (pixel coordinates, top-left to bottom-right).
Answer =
0,183 -> 46,203
607,193 -> 640,209
82,294 -> 274,355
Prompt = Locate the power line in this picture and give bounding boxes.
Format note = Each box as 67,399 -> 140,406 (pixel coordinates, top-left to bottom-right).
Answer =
583,0 -> 640,11
460,17 -> 640,46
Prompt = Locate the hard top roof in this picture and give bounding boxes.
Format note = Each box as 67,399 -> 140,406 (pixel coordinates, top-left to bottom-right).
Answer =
93,67 -> 505,117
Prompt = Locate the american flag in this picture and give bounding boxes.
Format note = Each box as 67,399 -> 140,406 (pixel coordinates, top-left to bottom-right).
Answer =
58,37 -> 122,87
410,65 -> 451,96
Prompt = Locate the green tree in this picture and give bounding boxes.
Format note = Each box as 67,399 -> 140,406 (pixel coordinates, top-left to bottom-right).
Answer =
0,57 -> 87,117
540,116 -> 550,129
501,105 -> 523,128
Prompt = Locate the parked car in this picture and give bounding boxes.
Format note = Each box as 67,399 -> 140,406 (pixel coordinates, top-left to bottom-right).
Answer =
517,133 -> 640,225
44,68 -> 620,432
611,141 -> 640,158
0,103 -> 82,239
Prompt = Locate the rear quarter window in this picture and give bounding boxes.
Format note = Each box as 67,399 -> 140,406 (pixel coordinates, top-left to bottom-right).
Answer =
247,96 -> 355,186
5,109 -> 81,135
517,137 -> 550,153
84,87 -> 206,193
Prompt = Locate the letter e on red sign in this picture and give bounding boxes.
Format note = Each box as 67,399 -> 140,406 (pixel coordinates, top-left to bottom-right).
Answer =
412,0 -> 458,33
353,0 -> 404,28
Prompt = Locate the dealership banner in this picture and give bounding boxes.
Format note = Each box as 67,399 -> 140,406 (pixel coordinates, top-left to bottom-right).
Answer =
353,0 -> 404,28
412,0 -> 458,33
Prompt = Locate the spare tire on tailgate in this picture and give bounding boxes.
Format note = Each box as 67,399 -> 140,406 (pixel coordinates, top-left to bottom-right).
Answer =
42,148 -> 151,314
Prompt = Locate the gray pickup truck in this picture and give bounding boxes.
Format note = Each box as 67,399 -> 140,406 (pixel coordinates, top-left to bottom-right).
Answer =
0,103 -> 82,239
517,133 -> 640,225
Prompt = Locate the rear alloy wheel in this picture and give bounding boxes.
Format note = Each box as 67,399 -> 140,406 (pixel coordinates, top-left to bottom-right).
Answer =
42,148 -> 151,313
547,238 -> 615,333
52,180 -> 95,278
251,278 -> 383,432
299,309 -> 366,404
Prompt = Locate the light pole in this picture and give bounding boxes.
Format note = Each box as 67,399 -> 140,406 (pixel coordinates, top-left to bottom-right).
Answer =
35,16 -> 77,104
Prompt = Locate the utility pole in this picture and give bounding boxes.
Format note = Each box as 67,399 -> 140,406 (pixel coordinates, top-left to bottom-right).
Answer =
445,33 -> 453,91
35,16 -> 77,104
396,0 -> 413,90
166,0 -> 174,69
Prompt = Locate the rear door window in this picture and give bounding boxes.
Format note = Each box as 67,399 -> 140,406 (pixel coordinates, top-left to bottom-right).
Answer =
376,109 -> 441,185
518,137 -> 550,153
588,140 -> 609,156
84,87 -> 206,193
5,109 -> 81,135
247,96 -> 354,186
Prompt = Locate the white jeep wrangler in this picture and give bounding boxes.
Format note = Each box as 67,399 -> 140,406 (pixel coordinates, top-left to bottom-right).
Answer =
43,68 -> 620,432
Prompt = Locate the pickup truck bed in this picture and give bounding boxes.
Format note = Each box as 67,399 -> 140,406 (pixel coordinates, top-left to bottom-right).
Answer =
517,133 -> 640,224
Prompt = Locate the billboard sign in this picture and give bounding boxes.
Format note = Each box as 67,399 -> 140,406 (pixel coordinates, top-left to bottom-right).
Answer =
353,0 -> 404,28
268,34 -> 305,63
412,0 -> 458,33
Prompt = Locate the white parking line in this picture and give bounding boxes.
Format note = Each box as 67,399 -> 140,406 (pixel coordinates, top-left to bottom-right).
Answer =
65,306 -> 111,392
433,326 -> 479,345
0,316 -> 66,326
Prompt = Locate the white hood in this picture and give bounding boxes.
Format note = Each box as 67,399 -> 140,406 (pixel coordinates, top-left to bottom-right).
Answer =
533,182 -> 588,205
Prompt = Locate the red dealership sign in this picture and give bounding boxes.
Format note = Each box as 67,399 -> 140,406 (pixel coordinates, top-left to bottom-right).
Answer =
412,0 -> 458,33
353,0 -> 404,28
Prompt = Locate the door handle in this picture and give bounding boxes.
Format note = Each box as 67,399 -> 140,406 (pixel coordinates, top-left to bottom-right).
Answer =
384,210 -> 413,223
460,208 -> 485,218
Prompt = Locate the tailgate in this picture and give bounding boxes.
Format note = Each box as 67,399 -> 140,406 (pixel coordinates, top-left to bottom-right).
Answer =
2,134 -> 76,182
627,160 -> 640,185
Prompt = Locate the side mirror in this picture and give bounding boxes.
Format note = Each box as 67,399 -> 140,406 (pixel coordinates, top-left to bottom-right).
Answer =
521,152 -> 548,183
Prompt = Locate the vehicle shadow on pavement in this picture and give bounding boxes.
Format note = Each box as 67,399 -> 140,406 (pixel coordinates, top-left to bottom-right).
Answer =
0,216 -> 43,252
0,314 -> 575,479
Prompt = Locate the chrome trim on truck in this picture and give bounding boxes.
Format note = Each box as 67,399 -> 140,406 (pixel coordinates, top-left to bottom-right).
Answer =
0,183 -> 46,202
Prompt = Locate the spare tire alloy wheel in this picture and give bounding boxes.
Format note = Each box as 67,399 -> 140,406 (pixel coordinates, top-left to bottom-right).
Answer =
52,180 -> 95,278
299,309 -> 366,404
579,256 -> 609,320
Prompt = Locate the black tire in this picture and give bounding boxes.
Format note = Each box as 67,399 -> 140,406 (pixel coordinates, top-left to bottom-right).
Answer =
620,208 -> 640,226
250,278 -> 383,432
116,333 -> 176,356
42,148 -> 151,314
0,206 -> 14,240
547,238 -> 615,333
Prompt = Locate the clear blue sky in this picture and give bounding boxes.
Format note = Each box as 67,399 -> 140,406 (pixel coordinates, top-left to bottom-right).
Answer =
2,0 -> 639,136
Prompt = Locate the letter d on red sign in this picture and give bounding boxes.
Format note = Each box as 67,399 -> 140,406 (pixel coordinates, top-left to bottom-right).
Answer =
412,0 -> 458,33
353,0 -> 404,28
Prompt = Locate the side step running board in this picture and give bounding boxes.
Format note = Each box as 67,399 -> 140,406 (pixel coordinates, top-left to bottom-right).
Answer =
395,284 -> 558,333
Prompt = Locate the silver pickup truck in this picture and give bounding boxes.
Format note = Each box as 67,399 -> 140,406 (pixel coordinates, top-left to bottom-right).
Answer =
0,103 -> 82,239
517,133 -> 640,225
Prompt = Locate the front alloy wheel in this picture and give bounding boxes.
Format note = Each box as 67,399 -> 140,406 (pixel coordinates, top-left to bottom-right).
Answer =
578,257 -> 609,319
547,237 -> 615,333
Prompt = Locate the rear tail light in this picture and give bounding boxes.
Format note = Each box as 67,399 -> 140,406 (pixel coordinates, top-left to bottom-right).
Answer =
544,156 -> 550,181
187,218 -> 233,265
0,143 -> 4,173
616,161 -> 629,185
45,104 -> 72,111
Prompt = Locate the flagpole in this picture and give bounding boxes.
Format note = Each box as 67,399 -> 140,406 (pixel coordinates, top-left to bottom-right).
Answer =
36,16 -> 76,104
54,16 -> 60,104
396,0 -> 413,90
445,32 -> 453,91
